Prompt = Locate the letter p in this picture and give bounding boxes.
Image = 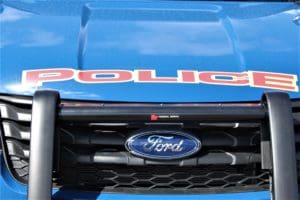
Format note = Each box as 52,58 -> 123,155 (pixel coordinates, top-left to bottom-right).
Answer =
22,68 -> 75,86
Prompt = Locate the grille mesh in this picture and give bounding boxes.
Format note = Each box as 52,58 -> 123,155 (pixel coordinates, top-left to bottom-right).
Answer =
59,164 -> 269,192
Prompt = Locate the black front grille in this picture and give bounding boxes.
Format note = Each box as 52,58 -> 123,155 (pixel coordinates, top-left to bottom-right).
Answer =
293,101 -> 300,186
3,95 -> 300,193
59,164 -> 269,192
58,120 -> 262,166
0,96 -> 31,183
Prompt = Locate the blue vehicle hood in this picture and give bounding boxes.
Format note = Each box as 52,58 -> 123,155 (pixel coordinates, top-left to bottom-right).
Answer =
1,0 -> 299,102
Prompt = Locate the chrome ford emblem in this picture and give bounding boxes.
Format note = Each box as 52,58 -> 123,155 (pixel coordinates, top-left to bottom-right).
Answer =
125,130 -> 201,160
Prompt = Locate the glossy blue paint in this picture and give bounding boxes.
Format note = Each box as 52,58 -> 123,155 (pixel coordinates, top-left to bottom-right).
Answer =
0,153 -> 27,199
0,0 -> 299,199
1,1 -> 299,102
96,192 -> 271,200
1,1 -> 299,199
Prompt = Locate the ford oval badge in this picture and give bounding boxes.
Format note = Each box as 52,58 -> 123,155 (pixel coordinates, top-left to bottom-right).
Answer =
125,130 -> 201,160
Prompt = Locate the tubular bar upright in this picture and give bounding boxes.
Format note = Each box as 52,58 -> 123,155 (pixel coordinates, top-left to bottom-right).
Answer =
27,91 -> 60,200
263,93 -> 298,200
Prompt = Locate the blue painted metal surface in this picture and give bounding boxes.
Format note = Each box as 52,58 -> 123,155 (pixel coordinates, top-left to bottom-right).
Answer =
1,0 -> 300,199
1,1 -> 299,102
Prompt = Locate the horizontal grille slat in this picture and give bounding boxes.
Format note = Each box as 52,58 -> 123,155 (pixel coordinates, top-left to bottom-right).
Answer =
59,124 -> 260,147
2,121 -> 30,140
0,95 -> 32,105
0,103 -> 31,121
60,128 -> 126,146
63,151 -> 261,166
6,139 -> 29,158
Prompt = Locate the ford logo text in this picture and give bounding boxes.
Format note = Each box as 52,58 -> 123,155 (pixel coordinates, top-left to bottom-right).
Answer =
125,130 -> 201,160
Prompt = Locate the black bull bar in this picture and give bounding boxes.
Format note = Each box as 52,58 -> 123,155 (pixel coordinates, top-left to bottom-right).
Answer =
26,90 -> 298,200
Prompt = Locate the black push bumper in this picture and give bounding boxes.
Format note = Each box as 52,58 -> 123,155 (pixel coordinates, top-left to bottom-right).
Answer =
26,91 -> 298,200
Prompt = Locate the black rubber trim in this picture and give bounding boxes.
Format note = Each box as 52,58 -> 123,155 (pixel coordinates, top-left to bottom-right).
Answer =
263,92 -> 298,200
27,91 -> 60,200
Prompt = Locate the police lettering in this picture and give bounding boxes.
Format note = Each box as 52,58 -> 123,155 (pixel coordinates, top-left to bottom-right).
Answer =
22,68 -> 298,92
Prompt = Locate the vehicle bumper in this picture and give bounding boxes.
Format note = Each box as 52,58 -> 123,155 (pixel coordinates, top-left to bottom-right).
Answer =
1,155 -> 271,200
